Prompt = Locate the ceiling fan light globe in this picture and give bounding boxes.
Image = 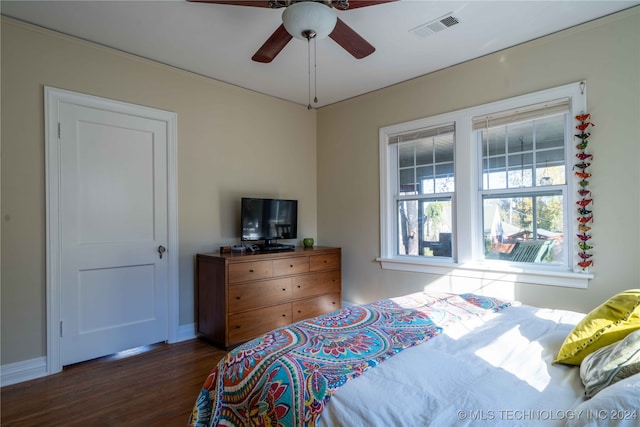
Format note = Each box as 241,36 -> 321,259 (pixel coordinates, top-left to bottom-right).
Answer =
282,1 -> 337,40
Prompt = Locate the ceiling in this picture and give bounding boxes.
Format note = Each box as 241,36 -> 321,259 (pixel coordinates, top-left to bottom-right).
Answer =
2,1 -> 638,108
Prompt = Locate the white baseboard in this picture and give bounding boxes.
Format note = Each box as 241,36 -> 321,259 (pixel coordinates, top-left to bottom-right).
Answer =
1,357 -> 48,387
2,323 -> 197,387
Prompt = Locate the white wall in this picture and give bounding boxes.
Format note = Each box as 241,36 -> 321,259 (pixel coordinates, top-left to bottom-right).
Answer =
317,7 -> 640,313
1,17 -> 317,366
2,6 -> 639,373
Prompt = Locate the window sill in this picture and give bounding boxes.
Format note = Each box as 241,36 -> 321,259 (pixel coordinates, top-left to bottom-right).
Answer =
376,257 -> 592,289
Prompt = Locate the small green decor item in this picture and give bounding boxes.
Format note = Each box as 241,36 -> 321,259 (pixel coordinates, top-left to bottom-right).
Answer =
303,238 -> 314,248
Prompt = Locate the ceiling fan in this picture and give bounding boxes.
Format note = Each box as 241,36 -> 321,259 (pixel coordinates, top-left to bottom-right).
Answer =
189,0 -> 398,63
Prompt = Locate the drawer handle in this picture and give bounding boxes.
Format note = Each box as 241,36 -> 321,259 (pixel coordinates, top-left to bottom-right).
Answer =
249,269 -> 254,273
332,301 -> 336,305
235,325 -> 240,329
282,314 -> 286,317
297,285 -> 301,288
297,310 -> 302,313
324,260 -> 328,263
282,288 -> 286,291
235,296 -> 241,300
290,264 -> 294,268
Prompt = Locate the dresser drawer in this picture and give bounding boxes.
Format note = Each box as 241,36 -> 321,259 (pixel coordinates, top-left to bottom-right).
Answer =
228,260 -> 272,283
292,292 -> 341,322
293,270 -> 341,299
228,303 -> 292,344
228,278 -> 292,313
273,257 -> 309,277
309,253 -> 340,271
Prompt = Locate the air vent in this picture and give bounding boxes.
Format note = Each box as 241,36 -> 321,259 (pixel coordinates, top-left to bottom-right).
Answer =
410,13 -> 459,39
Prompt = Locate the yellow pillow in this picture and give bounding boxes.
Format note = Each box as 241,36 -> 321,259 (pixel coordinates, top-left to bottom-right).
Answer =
554,289 -> 640,365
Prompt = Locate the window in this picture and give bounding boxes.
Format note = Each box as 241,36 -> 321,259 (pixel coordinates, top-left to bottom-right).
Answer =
476,99 -> 568,266
379,82 -> 592,288
392,124 -> 455,258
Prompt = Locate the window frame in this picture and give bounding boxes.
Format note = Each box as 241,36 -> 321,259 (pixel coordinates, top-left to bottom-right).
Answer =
378,82 -> 593,288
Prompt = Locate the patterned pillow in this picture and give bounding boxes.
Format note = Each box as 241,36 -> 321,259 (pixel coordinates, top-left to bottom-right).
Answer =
553,289 -> 640,365
580,329 -> 640,398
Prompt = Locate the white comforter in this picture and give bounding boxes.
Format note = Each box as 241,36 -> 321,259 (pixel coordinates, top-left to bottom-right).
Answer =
319,301 -> 591,426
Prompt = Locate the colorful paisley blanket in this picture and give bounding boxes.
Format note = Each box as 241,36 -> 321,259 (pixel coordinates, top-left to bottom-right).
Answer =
189,292 -> 511,427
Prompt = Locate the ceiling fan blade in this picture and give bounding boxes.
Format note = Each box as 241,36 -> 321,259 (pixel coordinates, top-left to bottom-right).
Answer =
329,18 -> 375,59
187,0 -> 272,7
252,24 -> 293,63
333,0 -> 398,10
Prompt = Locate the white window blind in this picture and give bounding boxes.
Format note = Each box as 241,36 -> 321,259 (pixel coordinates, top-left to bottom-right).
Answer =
472,98 -> 570,131
389,124 -> 455,144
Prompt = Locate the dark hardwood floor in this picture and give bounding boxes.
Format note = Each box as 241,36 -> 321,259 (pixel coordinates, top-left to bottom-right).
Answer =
1,339 -> 227,426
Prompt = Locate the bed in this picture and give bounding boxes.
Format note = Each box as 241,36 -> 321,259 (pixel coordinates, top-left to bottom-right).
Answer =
189,290 -> 640,427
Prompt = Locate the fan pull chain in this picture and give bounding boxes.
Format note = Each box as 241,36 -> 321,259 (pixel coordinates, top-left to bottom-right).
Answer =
313,36 -> 318,105
307,35 -> 312,110
302,29 -> 318,110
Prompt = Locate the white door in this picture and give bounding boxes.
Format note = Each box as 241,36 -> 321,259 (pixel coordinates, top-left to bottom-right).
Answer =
58,100 -> 169,366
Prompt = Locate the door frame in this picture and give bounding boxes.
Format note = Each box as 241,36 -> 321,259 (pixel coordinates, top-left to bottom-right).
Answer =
45,86 -> 179,374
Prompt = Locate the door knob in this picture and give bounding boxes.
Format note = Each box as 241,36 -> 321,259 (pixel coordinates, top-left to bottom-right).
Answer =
158,245 -> 166,259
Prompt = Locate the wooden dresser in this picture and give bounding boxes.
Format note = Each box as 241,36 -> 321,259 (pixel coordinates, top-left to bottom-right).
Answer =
196,246 -> 341,348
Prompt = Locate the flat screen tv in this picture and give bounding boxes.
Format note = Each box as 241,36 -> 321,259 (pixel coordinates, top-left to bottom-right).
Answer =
241,198 -> 298,249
